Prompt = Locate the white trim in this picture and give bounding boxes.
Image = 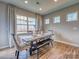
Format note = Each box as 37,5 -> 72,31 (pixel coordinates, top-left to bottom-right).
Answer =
55,40 -> 79,47
0,46 -> 9,50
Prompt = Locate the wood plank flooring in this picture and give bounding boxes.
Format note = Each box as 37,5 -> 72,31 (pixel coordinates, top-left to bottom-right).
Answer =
0,42 -> 79,59
40,42 -> 79,59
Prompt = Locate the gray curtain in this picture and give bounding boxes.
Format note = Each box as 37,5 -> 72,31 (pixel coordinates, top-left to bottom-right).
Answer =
7,4 -> 15,48
35,14 -> 43,31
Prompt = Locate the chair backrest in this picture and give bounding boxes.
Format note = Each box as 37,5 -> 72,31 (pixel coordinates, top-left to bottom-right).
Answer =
17,34 -> 32,45
27,31 -> 33,35
12,34 -> 20,49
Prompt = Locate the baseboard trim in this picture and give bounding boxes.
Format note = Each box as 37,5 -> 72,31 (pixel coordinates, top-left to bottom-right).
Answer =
0,46 -> 10,50
0,45 -> 14,50
55,40 -> 79,47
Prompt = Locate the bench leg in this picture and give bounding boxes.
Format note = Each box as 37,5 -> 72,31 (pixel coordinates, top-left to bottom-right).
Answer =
51,41 -> 53,46
37,48 -> 39,59
50,39 -> 53,47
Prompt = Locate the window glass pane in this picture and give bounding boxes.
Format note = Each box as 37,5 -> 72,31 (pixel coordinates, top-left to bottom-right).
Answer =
16,15 -> 27,33
53,16 -> 60,23
66,12 -> 78,22
17,20 -> 27,25
16,15 -> 21,19
17,19 -> 21,24
28,17 -> 36,31
45,18 -> 49,24
29,26 -> 35,31
20,16 -> 24,20
24,16 -> 27,20
20,20 -> 27,24
28,17 -> 36,25
17,25 -> 22,32
16,15 -> 36,33
17,25 -> 27,33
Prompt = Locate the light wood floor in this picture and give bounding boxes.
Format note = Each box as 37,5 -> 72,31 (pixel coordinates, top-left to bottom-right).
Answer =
0,42 -> 79,59
40,42 -> 79,59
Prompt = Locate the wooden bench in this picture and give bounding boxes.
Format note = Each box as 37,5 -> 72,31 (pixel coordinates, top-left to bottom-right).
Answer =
30,38 -> 53,55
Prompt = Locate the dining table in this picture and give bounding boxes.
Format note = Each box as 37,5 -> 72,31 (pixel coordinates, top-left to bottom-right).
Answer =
18,32 -> 54,59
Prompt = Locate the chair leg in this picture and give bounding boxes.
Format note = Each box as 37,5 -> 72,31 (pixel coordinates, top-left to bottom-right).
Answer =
15,50 -> 18,56
15,50 -> 19,59
16,51 -> 19,59
29,48 -> 32,56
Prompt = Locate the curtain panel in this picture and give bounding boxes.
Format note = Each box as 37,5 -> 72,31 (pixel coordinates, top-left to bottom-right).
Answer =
7,4 -> 15,48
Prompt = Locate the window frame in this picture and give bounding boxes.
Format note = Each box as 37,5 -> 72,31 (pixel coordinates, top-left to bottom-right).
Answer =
66,12 -> 78,22
28,17 -> 36,31
45,18 -> 50,24
16,15 -> 36,33
53,16 -> 60,24
16,15 -> 28,33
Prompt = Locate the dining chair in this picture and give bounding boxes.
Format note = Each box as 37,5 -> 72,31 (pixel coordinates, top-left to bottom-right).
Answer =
27,31 -> 33,35
12,33 -> 30,59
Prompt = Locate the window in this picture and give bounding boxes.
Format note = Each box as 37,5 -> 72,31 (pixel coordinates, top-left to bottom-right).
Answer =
16,15 -> 27,33
28,17 -> 36,31
45,18 -> 49,24
66,12 -> 78,22
53,16 -> 60,23
16,15 -> 36,33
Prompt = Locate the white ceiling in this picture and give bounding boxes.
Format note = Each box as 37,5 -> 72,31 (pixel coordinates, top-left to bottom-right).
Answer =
0,0 -> 79,15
